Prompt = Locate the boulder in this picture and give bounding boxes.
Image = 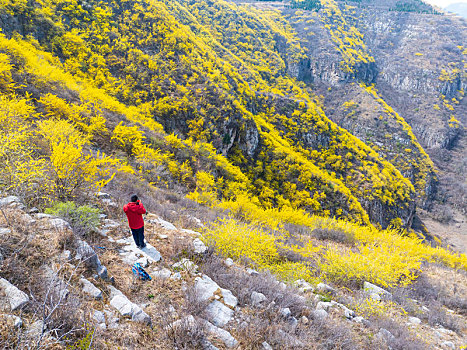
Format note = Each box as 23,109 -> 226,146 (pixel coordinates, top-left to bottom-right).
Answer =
136,257 -> 149,268
195,275 -> 237,306
4,314 -> 23,328
0,278 -> 29,311
109,287 -> 151,325
170,272 -> 182,280
96,265 -> 108,280
206,300 -> 234,327
60,250 -> 72,261
316,283 -> 336,294
202,340 -> 220,350
96,192 -> 111,200
80,278 -> 102,300
408,316 -> 421,325
336,303 -> 355,319
0,227 -> 11,236
117,236 -> 161,265
224,258 -> 234,267
172,258 -> 198,274
376,328 -> 395,342
76,239 -> 108,280
28,207 -> 39,214
147,216 -> 177,230
93,310 -> 106,324
76,239 -> 100,269
441,341 -> 455,349
294,279 -> 315,293
353,316 -> 366,323
221,289 -> 237,308
0,196 -> 23,209
316,301 -> 334,312
193,238 -> 207,254
153,268 -> 171,279
363,282 -> 391,298
246,268 -> 259,276
49,218 -> 72,231
26,320 -> 45,338
169,314 -> 197,330
203,320 -> 239,348
280,307 -> 292,318
251,291 -> 267,307
262,342 -> 273,350
311,309 -> 328,320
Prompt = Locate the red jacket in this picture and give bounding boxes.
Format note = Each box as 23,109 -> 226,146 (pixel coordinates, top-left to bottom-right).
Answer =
123,200 -> 146,229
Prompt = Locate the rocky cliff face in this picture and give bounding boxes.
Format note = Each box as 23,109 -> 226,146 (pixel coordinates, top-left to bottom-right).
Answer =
263,0 -> 466,217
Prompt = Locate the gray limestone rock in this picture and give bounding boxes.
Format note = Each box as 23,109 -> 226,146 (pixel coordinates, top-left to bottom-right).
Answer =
251,291 -> 267,307
312,309 -> 328,320
93,310 -> 106,324
0,227 -> 11,236
49,218 -> 72,231
408,316 -> 421,325
206,300 -> 234,327
376,328 -> 395,342
193,238 -> 207,254
153,268 -> 171,279
0,196 -> 23,209
294,279 -> 315,293
316,283 -> 336,294
80,278 -> 102,300
0,278 -> 29,311
203,320 -> 239,348
280,307 -> 292,318
4,314 -> 23,328
364,282 -> 391,298
109,288 -> 151,325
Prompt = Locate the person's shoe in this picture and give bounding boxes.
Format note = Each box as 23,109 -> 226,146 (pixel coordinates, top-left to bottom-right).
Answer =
140,243 -> 147,249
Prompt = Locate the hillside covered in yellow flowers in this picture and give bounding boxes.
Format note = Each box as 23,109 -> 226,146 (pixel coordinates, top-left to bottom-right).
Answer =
1,0 -> 467,348
0,0 -> 437,228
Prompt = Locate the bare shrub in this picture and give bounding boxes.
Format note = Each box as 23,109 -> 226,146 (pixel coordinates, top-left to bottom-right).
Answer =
426,302 -> 461,332
182,285 -> 210,318
391,271 -> 467,320
312,227 -> 353,244
200,253 -> 308,315
430,204 -> 454,223
155,296 -> 207,350
300,317 -> 362,350
370,318 -> 428,350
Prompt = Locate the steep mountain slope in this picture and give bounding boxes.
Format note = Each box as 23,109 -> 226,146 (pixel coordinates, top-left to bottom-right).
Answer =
0,0 -> 425,229
1,0 -> 467,349
273,0 -> 466,222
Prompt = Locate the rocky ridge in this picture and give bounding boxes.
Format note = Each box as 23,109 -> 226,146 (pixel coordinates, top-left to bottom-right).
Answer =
0,194 -> 465,349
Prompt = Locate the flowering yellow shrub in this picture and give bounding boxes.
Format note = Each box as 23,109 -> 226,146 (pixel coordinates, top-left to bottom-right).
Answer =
353,298 -> 406,318
317,244 -> 421,288
38,119 -> 122,199
203,219 -> 280,266
0,95 -> 53,204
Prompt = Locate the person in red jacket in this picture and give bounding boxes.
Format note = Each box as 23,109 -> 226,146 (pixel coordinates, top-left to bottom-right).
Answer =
123,195 -> 147,248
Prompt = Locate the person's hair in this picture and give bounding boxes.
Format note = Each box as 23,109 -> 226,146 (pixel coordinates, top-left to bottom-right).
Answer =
130,195 -> 139,202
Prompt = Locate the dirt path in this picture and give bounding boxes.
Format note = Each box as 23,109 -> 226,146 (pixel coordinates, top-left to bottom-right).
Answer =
420,209 -> 467,255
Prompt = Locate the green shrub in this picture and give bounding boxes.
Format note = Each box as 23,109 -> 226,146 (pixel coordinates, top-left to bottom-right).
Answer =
45,201 -> 100,235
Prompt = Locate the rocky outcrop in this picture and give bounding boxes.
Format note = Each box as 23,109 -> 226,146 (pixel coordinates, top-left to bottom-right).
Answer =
76,239 -> 108,280
108,286 -> 151,325
0,278 -> 29,311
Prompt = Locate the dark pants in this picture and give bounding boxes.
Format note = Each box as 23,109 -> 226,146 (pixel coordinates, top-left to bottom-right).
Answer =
131,226 -> 145,247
